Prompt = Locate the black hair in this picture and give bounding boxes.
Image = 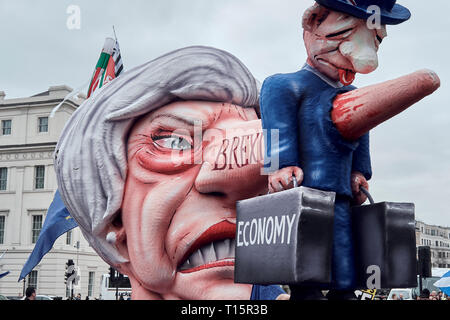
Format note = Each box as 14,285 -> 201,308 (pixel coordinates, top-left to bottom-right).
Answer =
25,286 -> 35,298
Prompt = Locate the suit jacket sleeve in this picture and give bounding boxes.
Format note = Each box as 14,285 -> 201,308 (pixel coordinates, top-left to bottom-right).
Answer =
260,75 -> 303,173
352,132 -> 372,181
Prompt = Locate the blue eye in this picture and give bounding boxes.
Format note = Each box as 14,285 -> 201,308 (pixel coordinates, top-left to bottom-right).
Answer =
153,135 -> 192,151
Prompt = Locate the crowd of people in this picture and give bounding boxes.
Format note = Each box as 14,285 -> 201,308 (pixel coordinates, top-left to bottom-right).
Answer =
415,289 -> 449,300
389,289 -> 449,300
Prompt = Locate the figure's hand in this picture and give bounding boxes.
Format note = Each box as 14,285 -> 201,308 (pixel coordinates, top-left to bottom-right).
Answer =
351,171 -> 369,205
268,166 -> 304,194
276,294 -> 291,300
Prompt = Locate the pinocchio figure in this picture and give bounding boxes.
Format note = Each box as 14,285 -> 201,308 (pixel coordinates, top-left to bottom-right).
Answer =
261,0 -> 440,300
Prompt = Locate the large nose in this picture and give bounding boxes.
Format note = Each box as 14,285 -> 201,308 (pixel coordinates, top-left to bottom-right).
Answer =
194,120 -> 267,206
339,28 -> 379,74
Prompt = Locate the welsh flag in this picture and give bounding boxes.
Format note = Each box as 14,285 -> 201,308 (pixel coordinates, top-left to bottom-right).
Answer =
87,37 -> 124,98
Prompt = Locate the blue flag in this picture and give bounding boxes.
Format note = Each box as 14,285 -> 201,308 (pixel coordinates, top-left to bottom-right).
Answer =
19,191 -> 78,282
434,271 -> 450,296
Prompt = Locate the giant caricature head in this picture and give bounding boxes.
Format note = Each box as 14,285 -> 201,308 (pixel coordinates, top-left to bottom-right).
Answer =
302,2 -> 389,85
55,46 -> 267,299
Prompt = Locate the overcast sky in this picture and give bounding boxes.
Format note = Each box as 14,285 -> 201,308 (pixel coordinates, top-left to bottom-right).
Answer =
1,0 -> 449,227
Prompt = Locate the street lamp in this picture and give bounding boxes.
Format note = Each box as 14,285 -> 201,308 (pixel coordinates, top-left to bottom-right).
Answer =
74,240 -> 80,266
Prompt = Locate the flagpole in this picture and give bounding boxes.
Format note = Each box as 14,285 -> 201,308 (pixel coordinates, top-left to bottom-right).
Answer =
113,25 -> 118,42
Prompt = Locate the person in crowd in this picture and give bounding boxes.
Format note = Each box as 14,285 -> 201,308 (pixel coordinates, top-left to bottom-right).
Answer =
430,291 -> 438,300
419,288 -> 430,300
24,287 -> 36,301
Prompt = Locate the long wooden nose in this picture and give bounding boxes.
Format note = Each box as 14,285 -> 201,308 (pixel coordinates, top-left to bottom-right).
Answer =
332,69 -> 441,141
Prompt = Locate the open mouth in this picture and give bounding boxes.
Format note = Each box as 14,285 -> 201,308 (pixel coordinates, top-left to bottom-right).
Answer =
338,69 -> 356,86
178,221 -> 236,274
316,58 -> 356,86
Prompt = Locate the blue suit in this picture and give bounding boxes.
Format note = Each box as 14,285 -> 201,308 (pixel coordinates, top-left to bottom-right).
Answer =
260,64 -> 372,290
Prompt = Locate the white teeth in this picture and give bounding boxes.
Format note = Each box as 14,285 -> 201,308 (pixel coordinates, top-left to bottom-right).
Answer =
229,240 -> 235,257
215,239 -> 230,259
199,242 -> 216,265
189,249 -> 204,267
179,238 -> 235,272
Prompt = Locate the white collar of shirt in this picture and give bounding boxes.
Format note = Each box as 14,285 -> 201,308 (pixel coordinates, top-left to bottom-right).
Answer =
302,63 -> 344,89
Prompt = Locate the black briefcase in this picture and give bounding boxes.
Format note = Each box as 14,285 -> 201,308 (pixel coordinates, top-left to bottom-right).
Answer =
352,188 -> 418,289
234,184 -> 336,286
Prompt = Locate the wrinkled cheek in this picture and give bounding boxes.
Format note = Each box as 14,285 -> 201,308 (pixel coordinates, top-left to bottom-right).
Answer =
121,181 -> 173,291
136,145 -> 200,174
305,33 -> 340,57
121,167 -> 201,293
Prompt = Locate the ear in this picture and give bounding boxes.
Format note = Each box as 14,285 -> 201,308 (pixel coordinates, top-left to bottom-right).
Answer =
302,3 -> 326,32
105,213 -> 131,274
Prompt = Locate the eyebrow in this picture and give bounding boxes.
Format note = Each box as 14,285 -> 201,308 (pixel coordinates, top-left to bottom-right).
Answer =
150,113 -> 209,128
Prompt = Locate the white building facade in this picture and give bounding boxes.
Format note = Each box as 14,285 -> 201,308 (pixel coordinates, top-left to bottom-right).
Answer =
0,86 -> 109,299
416,220 -> 450,268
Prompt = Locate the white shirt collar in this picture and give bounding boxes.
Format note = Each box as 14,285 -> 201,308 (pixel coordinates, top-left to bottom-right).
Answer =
302,63 -> 344,89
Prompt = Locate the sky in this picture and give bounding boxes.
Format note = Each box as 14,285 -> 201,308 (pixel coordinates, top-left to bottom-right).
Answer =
1,0 -> 449,227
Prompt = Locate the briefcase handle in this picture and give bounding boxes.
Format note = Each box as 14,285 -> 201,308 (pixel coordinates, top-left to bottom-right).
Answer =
292,176 -> 299,188
360,187 -> 375,205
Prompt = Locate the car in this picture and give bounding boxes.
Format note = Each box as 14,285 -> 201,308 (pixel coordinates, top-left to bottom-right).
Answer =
0,295 -> 8,300
387,288 -> 415,300
21,295 -> 54,300
6,296 -> 22,300
36,295 -> 54,300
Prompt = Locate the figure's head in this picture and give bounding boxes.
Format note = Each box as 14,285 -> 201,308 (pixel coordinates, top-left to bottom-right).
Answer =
302,3 -> 387,85
55,46 -> 265,300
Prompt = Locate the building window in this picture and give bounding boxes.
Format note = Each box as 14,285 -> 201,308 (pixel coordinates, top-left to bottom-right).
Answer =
38,117 -> 48,133
34,166 -> 45,189
28,270 -> 38,289
1,120 -> 11,135
431,229 -> 436,236
66,230 -> 72,245
31,215 -> 43,244
0,168 -> 7,191
88,272 -> 95,297
0,216 -> 5,244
